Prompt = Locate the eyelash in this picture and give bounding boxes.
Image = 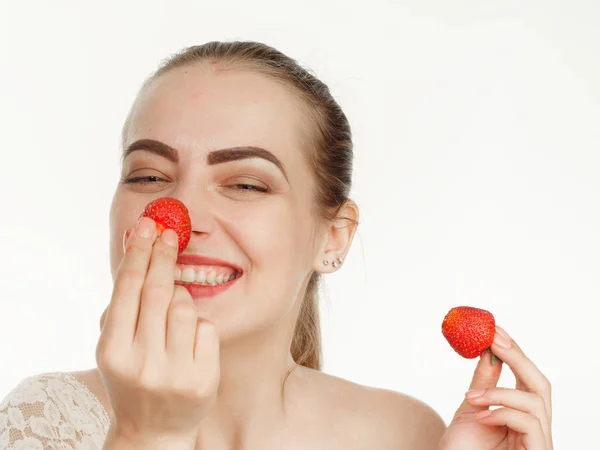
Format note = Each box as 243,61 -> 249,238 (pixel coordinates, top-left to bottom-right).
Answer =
123,176 -> 165,185
123,176 -> 270,193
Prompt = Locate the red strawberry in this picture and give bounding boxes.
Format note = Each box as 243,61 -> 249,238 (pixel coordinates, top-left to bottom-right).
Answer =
442,306 -> 501,364
139,197 -> 192,254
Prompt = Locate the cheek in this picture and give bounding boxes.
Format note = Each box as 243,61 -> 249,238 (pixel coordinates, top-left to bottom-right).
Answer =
225,203 -> 316,328
232,201 -> 316,271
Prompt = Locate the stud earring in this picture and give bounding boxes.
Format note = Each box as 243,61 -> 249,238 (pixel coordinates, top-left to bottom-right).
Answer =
323,260 -> 329,266
332,257 -> 344,268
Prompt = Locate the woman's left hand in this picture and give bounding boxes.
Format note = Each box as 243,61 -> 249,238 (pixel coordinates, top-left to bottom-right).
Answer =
438,326 -> 553,450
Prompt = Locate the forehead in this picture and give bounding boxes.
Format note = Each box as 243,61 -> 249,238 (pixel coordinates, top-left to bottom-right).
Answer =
125,64 -> 311,161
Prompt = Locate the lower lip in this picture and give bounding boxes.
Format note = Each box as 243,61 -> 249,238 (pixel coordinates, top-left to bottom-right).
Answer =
176,276 -> 240,300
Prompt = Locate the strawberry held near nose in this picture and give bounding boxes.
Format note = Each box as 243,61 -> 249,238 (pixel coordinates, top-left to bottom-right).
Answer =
125,197 -> 192,254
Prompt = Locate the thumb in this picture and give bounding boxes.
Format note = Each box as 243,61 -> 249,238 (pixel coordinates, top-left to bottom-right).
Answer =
455,349 -> 503,415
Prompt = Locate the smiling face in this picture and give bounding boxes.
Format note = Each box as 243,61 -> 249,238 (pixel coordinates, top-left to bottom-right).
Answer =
108,63 -> 328,342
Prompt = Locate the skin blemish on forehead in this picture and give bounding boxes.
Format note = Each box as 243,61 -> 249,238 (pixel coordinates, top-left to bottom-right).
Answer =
208,60 -> 223,74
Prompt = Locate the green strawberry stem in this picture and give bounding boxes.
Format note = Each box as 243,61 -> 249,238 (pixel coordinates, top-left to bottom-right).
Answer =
485,347 -> 503,366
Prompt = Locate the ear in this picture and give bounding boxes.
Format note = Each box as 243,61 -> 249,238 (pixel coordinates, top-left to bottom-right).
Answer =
313,199 -> 360,273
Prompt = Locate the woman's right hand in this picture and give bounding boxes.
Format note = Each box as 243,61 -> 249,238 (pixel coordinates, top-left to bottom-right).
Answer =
96,217 -> 220,449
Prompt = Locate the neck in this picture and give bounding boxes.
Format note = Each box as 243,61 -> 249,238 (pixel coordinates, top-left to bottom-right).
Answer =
197,321 -> 301,447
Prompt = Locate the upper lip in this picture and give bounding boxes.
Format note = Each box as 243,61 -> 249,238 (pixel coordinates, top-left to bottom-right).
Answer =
176,254 -> 243,273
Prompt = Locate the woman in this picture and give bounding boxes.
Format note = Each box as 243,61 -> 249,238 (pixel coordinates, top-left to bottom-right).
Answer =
0,41 -> 553,449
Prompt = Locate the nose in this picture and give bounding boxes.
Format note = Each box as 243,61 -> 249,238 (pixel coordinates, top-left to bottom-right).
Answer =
170,188 -> 214,236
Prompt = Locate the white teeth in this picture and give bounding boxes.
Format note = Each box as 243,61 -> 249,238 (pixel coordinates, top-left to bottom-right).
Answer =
175,265 -> 238,285
206,271 -> 217,285
196,269 -> 207,283
181,267 -> 196,283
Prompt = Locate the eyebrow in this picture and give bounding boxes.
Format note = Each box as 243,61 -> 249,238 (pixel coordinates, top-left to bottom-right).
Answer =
123,139 -> 288,181
122,139 -> 179,164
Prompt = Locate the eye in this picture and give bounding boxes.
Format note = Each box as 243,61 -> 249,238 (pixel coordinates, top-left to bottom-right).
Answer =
222,175 -> 271,194
230,183 -> 269,193
123,175 -> 167,185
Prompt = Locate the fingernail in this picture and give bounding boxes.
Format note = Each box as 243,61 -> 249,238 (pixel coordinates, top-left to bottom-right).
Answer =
161,228 -> 178,248
122,228 -> 133,252
494,333 -> 512,349
465,389 -> 485,399
136,217 -> 155,239
496,326 -> 511,341
475,410 -> 492,420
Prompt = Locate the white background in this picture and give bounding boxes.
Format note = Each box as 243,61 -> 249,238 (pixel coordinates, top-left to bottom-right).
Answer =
1,1 -> 598,447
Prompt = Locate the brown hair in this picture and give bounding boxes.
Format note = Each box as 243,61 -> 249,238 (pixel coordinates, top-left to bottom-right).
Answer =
123,41 -> 354,371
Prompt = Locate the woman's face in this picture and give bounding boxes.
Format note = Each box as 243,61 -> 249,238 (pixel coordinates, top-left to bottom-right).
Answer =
108,63 -> 326,342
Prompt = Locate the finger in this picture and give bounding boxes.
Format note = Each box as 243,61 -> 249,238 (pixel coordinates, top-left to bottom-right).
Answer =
455,349 -> 503,415
166,286 -> 198,358
101,218 -> 158,343
490,326 -> 552,416
194,320 -> 220,367
467,349 -> 503,391
475,407 -> 547,450
135,228 -> 179,349
193,321 -> 220,394
466,387 -> 551,441
122,228 -> 132,253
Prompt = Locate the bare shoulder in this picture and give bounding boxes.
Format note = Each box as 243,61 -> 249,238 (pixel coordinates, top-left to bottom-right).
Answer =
295,367 -> 446,450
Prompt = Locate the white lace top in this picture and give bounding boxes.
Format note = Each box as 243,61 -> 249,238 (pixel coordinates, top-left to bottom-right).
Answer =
0,373 -> 110,450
